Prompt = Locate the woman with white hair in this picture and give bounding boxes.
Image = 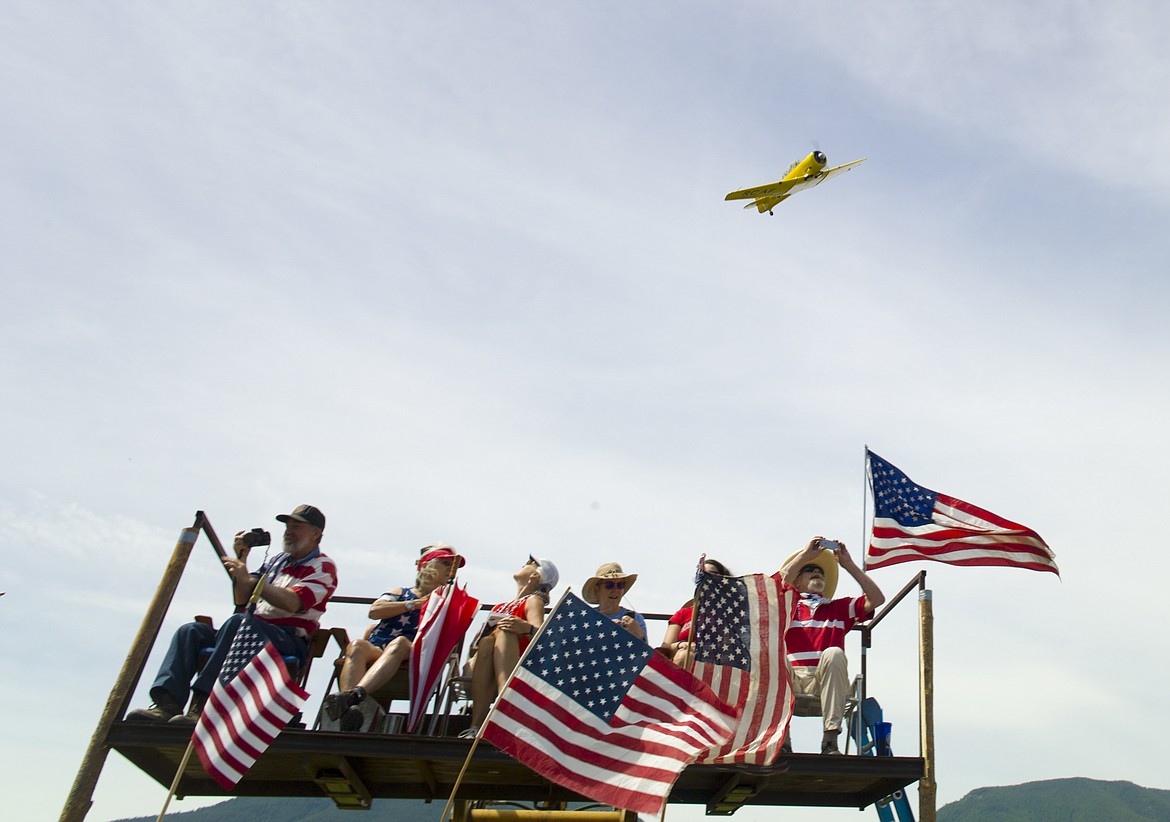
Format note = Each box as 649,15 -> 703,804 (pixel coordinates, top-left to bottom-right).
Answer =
460,555 -> 558,739
324,544 -> 464,732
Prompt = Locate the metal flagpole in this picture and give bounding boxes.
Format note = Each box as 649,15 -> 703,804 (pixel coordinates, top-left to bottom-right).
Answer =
856,445 -> 870,754
861,444 -> 870,574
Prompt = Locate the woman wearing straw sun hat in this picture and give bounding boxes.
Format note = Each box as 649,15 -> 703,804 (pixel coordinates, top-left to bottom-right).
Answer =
583,562 -> 647,640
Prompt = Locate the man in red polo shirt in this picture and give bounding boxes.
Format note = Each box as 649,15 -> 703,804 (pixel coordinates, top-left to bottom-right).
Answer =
780,537 -> 884,754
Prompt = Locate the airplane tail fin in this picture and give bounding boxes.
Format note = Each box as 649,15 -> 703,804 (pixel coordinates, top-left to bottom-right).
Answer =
748,196 -> 784,213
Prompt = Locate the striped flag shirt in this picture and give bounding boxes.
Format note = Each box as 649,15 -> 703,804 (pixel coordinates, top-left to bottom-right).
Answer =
867,449 -> 1059,575
482,593 -> 738,816
692,571 -> 795,766
193,610 -> 309,790
786,593 -> 868,668
251,548 -> 338,638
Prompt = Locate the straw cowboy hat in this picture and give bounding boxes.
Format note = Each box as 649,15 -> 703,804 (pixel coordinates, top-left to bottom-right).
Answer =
784,545 -> 840,599
583,562 -> 638,604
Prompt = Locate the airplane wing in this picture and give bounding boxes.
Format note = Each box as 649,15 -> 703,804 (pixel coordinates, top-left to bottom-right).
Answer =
816,158 -> 867,183
725,179 -> 800,201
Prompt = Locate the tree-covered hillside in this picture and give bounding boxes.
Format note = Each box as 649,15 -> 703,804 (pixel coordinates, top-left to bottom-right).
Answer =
938,778 -> 1170,822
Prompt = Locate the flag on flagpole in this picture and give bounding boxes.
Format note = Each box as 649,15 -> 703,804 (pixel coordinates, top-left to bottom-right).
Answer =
192,611 -> 309,790
407,581 -> 479,733
867,449 -> 1059,575
482,593 -> 738,816
692,570 -> 795,766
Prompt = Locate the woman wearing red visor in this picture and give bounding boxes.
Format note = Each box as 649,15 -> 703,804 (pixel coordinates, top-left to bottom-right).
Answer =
324,544 -> 465,732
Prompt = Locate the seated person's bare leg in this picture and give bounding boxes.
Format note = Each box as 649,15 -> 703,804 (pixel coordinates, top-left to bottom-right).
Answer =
356,636 -> 411,693
339,639 -> 382,692
469,633 -> 499,728
492,629 -> 521,696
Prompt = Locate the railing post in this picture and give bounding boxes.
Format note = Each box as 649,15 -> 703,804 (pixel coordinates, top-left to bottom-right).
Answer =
918,585 -> 936,822
59,514 -> 204,822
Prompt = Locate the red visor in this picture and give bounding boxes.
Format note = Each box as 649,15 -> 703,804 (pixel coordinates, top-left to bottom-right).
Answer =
419,547 -> 466,568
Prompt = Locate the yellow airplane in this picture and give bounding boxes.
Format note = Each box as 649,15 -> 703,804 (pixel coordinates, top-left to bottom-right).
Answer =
725,151 -> 866,215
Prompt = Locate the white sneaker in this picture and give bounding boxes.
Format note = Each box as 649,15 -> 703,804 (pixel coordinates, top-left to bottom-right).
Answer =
458,726 -> 479,739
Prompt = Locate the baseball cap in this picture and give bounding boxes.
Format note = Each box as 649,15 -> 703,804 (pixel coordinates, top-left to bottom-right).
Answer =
276,504 -> 326,531
528,555 -> 559,592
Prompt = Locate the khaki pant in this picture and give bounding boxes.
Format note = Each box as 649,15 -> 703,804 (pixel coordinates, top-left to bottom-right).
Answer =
788,646 -> 849,732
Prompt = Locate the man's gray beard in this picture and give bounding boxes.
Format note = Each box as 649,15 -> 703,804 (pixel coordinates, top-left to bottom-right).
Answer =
806,578 -> 825,594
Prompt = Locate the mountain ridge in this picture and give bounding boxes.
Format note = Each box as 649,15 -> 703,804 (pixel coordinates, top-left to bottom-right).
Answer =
108,778 -> 1170,821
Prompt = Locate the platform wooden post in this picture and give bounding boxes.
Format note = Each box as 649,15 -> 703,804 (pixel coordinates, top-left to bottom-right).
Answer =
59,516 -> 205,822
918,587 -> 936,822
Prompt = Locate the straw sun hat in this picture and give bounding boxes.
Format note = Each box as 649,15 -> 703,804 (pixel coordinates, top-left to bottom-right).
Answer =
783,545 -> 840,599
582,562 -> 638,604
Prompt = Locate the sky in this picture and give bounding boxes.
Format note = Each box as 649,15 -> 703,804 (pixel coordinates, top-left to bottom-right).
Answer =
3,2 -> 1169,820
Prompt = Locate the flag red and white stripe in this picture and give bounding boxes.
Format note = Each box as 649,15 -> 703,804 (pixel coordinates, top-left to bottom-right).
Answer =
692,572 -> 795,765
867,449 -> 1059,575
407,581 -> 478,733
193,618 -> 308,790
482,594 -> 738,816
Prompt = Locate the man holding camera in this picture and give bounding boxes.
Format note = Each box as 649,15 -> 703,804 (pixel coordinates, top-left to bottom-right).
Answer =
779,537 -> 884,754
127,504 -> 338,725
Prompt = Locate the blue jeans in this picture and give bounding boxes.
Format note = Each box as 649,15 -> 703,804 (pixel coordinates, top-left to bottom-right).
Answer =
151,613 -> 308,705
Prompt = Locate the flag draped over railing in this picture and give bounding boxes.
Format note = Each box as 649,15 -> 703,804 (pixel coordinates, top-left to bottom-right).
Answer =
192,610 -> 308,790
692,570 -> 795,765
407,581 -> 478,733
482,593 -> 738,816
866,449 -> 1059,575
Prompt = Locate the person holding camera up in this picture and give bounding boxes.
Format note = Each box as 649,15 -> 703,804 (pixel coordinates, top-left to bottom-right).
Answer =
778,537 -> 884,754
127,504 -> 338,726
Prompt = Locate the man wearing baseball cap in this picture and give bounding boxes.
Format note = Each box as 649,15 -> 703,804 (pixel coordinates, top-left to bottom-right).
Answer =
127,504 -> 338,726
779,536 -> 884,754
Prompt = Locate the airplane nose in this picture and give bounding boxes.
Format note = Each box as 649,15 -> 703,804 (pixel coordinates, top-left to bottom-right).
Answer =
814,151 -> 826,164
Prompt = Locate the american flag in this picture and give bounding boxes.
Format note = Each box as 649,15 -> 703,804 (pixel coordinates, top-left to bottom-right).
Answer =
407,581 -> 478,733
482,593 -> 738,816
192,611 -> 309,790
867,449 -> 1059,575
692,571 -> 794,765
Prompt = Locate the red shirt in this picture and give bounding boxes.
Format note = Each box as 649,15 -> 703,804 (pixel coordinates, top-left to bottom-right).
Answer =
785,592 -> 869,668
668,604 -> 693,642
491,594 -> 540,653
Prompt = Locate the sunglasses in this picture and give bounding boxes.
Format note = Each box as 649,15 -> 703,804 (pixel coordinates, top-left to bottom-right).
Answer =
603,581 -> 626,590
800,565 -> 824,575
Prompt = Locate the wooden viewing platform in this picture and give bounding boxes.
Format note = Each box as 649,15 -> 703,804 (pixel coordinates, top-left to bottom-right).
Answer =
62,512 -> 934,821
108,720 -> 924,814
